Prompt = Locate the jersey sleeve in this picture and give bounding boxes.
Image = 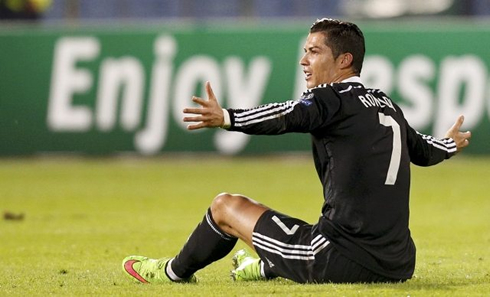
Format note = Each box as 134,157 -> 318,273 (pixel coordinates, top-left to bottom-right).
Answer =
226,87 -> 341,135
405,121 -> 457,166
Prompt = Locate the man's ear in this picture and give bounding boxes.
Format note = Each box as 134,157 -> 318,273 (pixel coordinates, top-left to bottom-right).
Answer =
338,53 -> 354,69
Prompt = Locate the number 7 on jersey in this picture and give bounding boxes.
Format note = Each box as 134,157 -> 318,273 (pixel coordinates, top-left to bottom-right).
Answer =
378,113 -> 402,185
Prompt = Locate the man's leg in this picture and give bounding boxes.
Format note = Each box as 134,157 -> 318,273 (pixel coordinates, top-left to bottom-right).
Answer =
123,192 -> 269,283
170,193 -> 268,278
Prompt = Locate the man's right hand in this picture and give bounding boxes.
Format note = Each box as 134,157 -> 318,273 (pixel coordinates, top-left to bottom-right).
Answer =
183,82 -> 224,130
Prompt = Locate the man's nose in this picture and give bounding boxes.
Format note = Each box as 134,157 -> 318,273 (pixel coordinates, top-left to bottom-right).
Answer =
300,55 -> 308,66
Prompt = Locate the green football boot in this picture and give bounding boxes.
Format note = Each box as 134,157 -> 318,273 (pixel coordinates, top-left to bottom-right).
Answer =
122,256 -> 197,284
231,249 -> 265,281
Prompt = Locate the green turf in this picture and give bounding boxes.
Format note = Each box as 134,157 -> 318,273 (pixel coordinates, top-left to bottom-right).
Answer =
1,155 -> 489,296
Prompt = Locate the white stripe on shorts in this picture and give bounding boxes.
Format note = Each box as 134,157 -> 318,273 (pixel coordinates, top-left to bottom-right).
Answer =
252,232 -> 330,261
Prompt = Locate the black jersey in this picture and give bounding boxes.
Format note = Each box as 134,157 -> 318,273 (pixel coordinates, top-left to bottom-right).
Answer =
226,77 -> 457,279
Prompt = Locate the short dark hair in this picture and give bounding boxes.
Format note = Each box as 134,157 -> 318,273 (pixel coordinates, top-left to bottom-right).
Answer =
310,18 -> 365,75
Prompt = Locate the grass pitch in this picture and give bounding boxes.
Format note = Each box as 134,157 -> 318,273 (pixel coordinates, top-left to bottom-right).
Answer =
1,155 -> 489,296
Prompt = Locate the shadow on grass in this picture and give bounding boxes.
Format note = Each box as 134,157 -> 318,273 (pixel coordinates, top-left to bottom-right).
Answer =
242,274 -> 490,295
343,274 -> 490,294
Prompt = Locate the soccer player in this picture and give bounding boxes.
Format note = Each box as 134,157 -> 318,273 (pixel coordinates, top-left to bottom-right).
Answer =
122,18 -> 471,284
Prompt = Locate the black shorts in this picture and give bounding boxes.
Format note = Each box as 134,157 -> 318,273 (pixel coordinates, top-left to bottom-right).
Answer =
252,210 -> 399,284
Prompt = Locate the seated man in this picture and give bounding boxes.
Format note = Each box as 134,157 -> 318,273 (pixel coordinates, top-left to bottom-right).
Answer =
122,18 -> 471,284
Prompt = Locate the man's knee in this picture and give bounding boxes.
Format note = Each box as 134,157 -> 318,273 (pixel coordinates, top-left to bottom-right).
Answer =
210,193 -> 243,223
211,192 -> 235,213
209,192 -> 268,243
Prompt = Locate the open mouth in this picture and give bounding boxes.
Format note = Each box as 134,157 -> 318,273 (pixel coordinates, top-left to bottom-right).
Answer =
304,71 -> 312,80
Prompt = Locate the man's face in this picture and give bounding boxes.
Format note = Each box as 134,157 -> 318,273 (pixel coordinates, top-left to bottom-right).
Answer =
300,32 -> 340,88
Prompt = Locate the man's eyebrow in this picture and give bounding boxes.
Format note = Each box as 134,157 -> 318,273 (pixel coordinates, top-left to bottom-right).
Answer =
304,45 -> 322,52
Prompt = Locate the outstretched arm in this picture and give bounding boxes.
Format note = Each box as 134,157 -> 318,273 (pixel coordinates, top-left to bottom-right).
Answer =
407,115 -> 471,166
183,82 -> 225,130
445,115 -> 472,154
183,81 -> 340,135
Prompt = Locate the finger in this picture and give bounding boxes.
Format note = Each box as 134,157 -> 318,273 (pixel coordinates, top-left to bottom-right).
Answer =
460,131 -> 471,147
187,122 -> 207,130
449,115 -> 465,132
183,107 -> 206,115
205,81 -> 217,102
192,96 -> 208,106
183,116 -> 206,123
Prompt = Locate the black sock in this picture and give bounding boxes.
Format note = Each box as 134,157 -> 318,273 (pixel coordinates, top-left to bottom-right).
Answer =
169,208 -> 238,279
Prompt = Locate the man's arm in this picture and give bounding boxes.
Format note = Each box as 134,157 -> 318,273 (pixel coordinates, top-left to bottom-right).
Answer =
407,115 -> 471,166
182,81 -> 295,134
183,82 -> 340,135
